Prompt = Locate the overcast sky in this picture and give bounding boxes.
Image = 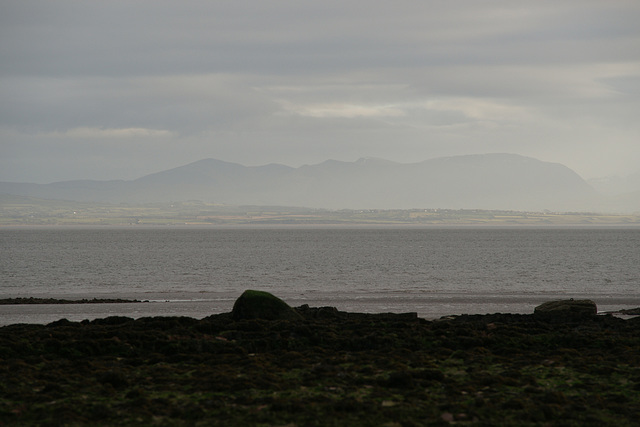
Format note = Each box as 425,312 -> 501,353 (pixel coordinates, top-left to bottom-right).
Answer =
1,0 -> 639,183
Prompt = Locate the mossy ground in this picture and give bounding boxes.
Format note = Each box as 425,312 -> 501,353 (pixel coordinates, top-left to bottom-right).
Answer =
1,310 -> 639,426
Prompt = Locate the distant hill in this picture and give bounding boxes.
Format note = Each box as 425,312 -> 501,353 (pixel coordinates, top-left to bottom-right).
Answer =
0,153 -> 626,212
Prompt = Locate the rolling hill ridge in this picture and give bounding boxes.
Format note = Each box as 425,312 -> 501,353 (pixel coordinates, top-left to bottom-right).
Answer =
0,154 -> 630,212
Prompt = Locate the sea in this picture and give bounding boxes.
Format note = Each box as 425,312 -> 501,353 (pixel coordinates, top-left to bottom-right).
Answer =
1,226 -> 639,325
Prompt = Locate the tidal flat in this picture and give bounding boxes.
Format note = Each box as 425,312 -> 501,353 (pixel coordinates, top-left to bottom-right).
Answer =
1,307 -> 640,426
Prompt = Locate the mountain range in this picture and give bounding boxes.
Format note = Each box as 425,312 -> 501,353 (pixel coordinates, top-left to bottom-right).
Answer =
1,154 -> 638,212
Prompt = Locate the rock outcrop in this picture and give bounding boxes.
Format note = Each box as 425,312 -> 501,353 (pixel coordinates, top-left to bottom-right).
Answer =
231,290 -> 302,321
534,299 -> 597,317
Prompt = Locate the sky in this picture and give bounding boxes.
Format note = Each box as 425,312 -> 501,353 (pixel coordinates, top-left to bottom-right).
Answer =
1,0 -> 639,184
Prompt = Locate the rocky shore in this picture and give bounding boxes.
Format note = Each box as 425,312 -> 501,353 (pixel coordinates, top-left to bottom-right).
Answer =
1,292 -> 639,426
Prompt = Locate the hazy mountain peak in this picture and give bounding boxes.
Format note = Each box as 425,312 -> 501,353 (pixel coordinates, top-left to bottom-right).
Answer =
1,153 -> 636,212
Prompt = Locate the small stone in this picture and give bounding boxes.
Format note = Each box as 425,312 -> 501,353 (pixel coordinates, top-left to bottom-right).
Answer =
441,412 -> 454,423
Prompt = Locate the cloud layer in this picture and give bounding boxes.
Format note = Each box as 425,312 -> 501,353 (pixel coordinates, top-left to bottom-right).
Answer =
1,0 -> 639,183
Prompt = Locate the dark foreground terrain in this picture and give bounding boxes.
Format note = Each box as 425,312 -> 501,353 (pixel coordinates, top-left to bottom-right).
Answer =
1,305 -> 640,426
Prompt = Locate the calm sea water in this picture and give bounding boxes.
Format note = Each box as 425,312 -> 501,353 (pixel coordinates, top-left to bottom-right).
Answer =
1,227 -> 639,324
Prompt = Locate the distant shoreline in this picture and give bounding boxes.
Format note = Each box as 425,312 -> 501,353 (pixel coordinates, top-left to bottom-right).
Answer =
1,194 -> 639,227
1,212 -> 639,227
0,297 -> 144,305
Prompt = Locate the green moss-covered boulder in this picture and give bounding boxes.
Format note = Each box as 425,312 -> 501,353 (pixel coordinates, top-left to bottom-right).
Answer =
534,299 -> 597,317
232,290 -> 302,321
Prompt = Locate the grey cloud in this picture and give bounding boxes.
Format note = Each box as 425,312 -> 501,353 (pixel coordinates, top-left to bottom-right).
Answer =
1,0 -> 640,184
4,1 -> 637,78
1,74 -> 278,133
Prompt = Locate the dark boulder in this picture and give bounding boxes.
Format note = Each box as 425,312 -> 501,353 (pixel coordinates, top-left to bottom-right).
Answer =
232,290 -> 302,321
534,299 -> 597,317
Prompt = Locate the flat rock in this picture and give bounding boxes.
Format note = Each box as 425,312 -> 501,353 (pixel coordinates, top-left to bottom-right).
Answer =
534,299 -> 597,317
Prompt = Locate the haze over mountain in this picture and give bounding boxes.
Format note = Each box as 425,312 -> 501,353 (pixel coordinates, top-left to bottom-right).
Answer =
1,154 -> 637,212
588,173 -> 640,196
